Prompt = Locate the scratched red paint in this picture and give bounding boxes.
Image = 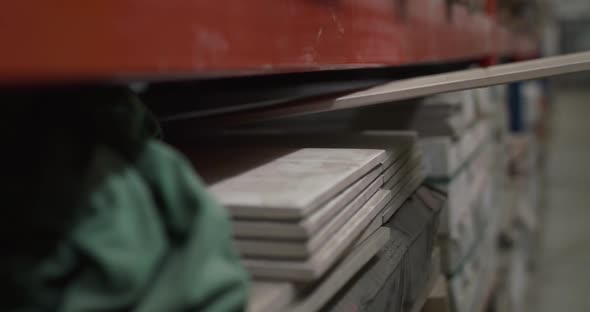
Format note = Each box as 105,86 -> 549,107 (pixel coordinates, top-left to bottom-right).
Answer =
0,0 -> 536,83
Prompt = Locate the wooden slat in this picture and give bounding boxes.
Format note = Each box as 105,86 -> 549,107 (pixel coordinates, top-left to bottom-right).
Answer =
208,51 -> 590,124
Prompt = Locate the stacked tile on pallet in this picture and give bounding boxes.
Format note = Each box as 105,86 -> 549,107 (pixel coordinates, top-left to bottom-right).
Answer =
453,86 -> 510,312
411,90 -> 502,312
182,133 -> 424,312
494,81 -> 546,312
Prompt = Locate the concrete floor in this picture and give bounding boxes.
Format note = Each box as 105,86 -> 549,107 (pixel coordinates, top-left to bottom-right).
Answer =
527,88 -> 590,312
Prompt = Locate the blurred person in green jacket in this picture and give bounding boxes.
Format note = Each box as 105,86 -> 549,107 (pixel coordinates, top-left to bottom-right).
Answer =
1,87 -> 249,311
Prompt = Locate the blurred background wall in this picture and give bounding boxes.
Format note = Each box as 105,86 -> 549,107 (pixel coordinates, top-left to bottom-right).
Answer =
549,0 -> 590,83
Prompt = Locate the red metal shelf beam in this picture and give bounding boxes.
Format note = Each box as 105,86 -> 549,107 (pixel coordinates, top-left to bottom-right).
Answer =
0,0 -> 537,83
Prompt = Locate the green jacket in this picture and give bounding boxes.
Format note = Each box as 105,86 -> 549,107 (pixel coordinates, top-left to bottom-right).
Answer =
3,89 -> 248,311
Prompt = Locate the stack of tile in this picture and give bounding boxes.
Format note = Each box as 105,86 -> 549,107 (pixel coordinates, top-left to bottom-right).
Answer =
493,81 -> 546,312
259,89 -> 500,312
351,91 -> 477,138
181,132 -> 424,312
343,90 -> 482,178
454,86 -> 512,312
220,90 -> 495,312
406,90 -> 502,312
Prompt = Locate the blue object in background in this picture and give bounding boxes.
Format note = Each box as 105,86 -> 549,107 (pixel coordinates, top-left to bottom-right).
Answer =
508,82 -> 525,133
